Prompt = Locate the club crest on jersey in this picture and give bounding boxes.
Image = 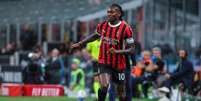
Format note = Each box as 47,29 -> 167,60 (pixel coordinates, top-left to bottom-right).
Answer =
101,36 -> 119,45
102,29 -> 106,33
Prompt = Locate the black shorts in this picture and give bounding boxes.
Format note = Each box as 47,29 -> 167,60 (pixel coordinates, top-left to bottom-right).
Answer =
97,63 -> 126,84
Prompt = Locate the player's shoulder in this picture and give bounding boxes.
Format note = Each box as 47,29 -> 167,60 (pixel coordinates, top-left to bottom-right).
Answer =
122,20 -> 133,33
122,20 -> 131,27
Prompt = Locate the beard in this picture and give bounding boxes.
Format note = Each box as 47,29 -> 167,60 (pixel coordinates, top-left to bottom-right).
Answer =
108,17 -> 117,23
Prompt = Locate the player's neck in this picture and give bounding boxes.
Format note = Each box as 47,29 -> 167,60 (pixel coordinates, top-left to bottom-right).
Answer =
109,20 -> 121,27
109,20 -> 120,25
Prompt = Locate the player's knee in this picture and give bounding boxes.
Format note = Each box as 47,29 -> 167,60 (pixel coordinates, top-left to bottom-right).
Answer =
118,93 -> 126,101
116,86 -> 126,98
102,82 -> 109,88
99,80 -> 109,87
118,91 -> 126,98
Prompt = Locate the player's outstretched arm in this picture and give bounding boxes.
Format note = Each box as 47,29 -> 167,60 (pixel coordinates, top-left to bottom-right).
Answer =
71,33 -> 100,50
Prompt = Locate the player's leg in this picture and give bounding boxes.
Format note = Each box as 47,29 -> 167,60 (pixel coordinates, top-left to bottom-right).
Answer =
97,64 -> 111,101
125,69 -> 132,101
113,70 -> 126,101
98,73 -> 110,101
114,83 -> 126,101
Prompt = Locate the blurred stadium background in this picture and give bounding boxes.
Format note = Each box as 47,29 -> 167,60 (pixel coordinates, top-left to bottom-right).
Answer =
0,0 -> 201,101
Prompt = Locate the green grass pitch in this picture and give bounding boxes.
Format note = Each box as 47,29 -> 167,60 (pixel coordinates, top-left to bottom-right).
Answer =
0,96 -> 155,101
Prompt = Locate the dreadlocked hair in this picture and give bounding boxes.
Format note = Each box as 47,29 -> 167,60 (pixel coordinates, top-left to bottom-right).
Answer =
110,3 -> 124,20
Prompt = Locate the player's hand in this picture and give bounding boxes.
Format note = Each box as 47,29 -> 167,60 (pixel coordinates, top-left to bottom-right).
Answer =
71,42 -> 81,49
108,48 -> 116,54
70,42 -> 82,52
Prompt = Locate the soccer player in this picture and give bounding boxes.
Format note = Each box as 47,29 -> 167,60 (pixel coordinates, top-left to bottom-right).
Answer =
71,3 -> 135,101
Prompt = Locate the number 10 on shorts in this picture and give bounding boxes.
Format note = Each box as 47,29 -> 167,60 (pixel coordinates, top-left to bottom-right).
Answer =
118,73 -> 125,80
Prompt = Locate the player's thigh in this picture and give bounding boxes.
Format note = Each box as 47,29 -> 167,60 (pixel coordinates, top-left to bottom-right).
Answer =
112,70 -> 126,96
116,83 -> 126,97
112,70 -> 126,84
97,64 -> 111,87
98,73 -> 111,87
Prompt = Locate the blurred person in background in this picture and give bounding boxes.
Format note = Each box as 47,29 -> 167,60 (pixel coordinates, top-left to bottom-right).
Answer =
131,50 -> 162,98
73,49 -> 82,59
59,42 -> 73,86
131,60 -> 144,98
151,47 -> 166,74
69,58 -> 86,101
81,48 -> 92,67
71,3 -> 135,101
67,48 -> 82,87
23,45 -> 46,84
151,47 -> 167,88
0,42 -> 16,55
45,48 -> 65,84
80,48 -> 94,95
131,50 -> 154,98
86,39 -> 101,100
163,49 -> 194,92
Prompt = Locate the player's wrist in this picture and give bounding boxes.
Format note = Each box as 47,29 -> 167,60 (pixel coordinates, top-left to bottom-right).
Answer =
78,41 -> 83,46
115,50 -> 123,54
114,49 -> 118,53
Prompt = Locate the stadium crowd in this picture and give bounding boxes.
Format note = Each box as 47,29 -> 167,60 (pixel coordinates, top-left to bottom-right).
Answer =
0,35 -> 201,100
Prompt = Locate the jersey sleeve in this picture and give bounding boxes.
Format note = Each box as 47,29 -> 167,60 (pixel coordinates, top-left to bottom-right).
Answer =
125,25 -> 134,44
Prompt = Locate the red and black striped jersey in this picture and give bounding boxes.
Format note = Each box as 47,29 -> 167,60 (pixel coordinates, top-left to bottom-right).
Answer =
96,20 -> 134,70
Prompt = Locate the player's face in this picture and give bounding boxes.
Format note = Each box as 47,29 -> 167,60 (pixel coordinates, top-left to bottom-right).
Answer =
107,7 -> 120,22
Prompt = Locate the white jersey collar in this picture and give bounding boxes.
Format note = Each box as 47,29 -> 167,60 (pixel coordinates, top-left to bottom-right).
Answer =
108,21 -> 122,27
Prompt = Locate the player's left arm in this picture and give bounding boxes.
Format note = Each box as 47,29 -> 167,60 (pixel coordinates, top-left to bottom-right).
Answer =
110,25 -> 135,54
114,39 -> 134,54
